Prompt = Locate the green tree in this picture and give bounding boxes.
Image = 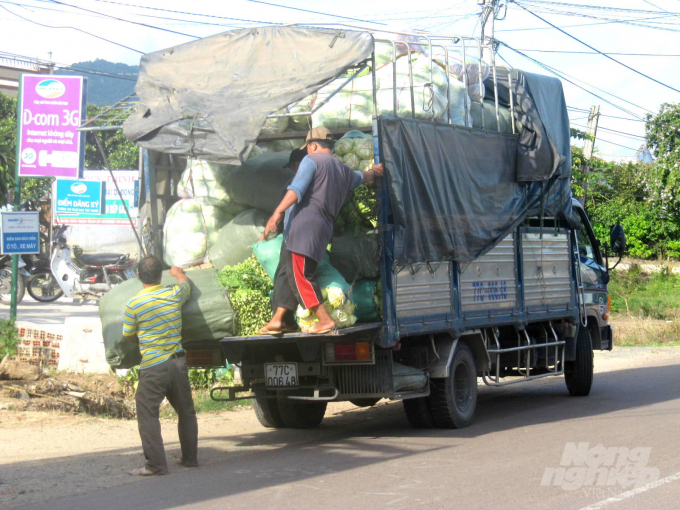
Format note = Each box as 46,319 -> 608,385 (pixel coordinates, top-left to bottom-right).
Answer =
645,102 -> 680,221
84,104 -> 138,170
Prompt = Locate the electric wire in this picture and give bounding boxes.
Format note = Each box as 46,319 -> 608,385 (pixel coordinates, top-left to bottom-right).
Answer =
516,49 -> 680,57
243,0 -> 386,25
46,0 -> 200,38
511,1 -> 680,93
498,44 -> 648,119
0,4 -> 144,53
570,122 -> 646,141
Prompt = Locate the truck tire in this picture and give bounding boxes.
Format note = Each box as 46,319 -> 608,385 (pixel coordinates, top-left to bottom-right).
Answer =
428,343 -> 477,429
565,325 -> 593,396
277,399 -> 327,429
349,398 -> 381,408
253,394 -> 286,428
402,396 -> 435,429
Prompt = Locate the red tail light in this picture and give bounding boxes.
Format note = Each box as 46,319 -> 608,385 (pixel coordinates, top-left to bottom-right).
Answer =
324,341 -> 373,364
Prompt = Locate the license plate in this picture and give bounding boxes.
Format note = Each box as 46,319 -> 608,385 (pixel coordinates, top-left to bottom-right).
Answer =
265,363 -> 298,387
124,268 -> 135,280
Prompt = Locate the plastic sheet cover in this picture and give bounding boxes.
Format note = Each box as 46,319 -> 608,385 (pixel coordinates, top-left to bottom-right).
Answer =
123,27 -> 373,165
381,118 -> 525,264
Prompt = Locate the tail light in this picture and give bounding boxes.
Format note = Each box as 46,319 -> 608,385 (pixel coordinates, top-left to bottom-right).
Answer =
84,276 -> 97,283
323,341 -> 373,365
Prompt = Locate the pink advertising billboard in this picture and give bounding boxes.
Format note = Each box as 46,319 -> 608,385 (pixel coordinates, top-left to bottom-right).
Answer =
17,75 -> 86,178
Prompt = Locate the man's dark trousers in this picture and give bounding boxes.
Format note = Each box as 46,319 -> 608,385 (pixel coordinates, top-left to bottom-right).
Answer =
135,354 -> 198,474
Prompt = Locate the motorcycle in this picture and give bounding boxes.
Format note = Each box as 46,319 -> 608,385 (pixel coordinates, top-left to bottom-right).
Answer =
0,254 -> 29,304
39,225 -> 135,302
24,253 -> 64,303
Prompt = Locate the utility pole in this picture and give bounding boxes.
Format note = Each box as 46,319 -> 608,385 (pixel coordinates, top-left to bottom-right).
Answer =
480,0 -> 497,65
580,104 -> 600,206
47,51 -> 54,74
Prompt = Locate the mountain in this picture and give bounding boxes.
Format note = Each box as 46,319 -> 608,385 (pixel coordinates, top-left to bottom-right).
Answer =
55,59 -> 139,107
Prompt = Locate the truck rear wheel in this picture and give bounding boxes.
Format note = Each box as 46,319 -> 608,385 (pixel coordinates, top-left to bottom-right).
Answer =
565,325 -> 593,396
277,399 -> 327,429
428,343 -> 477,429
253,393 -> 286,428
402,396 -> 435,428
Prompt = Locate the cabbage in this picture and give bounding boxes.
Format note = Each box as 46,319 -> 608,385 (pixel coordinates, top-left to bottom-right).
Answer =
341,153 -> 360,171
295,286 -> 356,330
177,159 -> 232,207
334,137 -> 354,156
353,138 -> 373,160
162,199 -> 231,268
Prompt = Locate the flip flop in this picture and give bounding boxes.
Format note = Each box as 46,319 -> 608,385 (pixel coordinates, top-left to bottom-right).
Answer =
301,325 -> 335,335
128,467 -> 157,476
257,325 -> 283,336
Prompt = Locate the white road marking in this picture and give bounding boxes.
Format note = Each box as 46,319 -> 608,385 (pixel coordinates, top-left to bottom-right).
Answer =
579,471 -> 680,510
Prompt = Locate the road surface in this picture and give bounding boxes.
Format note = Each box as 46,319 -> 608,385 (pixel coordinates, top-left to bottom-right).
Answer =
4,347 -> 679,510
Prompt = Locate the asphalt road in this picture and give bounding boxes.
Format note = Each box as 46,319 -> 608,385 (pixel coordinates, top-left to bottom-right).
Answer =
14,348 -> 680,510
0,295 -> 99,334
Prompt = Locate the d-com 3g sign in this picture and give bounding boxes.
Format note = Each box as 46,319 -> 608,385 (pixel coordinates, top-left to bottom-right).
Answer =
17,75 -> 87,179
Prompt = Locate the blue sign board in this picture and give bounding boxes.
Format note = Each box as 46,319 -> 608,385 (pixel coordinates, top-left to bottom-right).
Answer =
1,212 -> 40,255
54,179 -> 106,215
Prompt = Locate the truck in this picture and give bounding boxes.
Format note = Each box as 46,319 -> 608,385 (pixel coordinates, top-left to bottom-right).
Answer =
124,25 -> 626,430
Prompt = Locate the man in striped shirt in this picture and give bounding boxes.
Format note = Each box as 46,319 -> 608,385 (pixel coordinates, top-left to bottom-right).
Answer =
123,256 -> 198,476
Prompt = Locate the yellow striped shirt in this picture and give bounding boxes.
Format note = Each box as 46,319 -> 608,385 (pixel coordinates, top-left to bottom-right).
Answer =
122,281 -> 191,369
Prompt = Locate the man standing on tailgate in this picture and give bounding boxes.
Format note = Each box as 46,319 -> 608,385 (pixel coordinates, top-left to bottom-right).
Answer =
258,127 -> 384,335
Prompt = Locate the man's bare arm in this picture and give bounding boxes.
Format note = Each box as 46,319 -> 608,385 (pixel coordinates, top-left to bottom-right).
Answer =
259,190 -> 298,241
169,266 -> 188,284
363,163 -> 384,184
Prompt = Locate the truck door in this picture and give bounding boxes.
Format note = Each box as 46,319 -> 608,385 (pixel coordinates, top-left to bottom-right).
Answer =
574,206 -> 610,346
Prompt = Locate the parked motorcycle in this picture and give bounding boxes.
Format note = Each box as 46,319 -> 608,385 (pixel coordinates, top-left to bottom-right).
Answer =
42,225 -> 135,302
0,254 -> 28,304
24,253 -> 64,303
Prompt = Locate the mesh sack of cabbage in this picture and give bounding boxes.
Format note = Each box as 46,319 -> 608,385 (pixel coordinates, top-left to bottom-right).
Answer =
217,255 -> 273,336
296,287 -> 357,330
162,199 -> 232,268
177,159 -> 232,207
208,209 -> 269,271
309,52 -> 470,129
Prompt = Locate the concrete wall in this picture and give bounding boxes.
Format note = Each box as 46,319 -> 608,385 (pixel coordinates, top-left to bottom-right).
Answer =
67,225 -> 141,259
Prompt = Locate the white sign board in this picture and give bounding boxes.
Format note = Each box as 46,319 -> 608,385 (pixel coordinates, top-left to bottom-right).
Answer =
1,212 -> 40,254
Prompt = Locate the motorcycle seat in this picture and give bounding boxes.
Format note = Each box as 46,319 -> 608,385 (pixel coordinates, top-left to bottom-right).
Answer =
79,253 -> 128,266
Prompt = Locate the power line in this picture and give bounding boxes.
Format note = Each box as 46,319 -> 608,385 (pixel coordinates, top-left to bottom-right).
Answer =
243,0 -> 386,25
567,107 -> 647,123
0,4 -> 144,53
516,49 -> 680,57
571,122 -> 646,141
512,1 -> 680,94
46,0 -> 200,38
499,43 -> 649,119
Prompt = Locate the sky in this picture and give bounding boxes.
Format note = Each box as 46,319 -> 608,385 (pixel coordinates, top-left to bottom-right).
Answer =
1,0 -> 679,158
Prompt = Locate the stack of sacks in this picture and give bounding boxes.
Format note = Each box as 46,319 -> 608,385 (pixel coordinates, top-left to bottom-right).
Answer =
163,160 -> 235,268
307,48 -> 470,129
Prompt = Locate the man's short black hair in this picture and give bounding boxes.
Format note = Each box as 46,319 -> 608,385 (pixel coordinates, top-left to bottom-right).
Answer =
138,256 -> 163,284
313,139 -> 335,151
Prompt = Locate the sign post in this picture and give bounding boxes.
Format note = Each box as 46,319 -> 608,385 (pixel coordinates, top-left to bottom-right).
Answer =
11,74 -> 86,319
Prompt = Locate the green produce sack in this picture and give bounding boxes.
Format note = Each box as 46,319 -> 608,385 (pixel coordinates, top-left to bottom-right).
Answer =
330,229 -> 381,282
225,152 -> 294,213
252,235 -> 350,295
349,279 -> 381,322
208,209 -> 269,271
100,269 -> 235,369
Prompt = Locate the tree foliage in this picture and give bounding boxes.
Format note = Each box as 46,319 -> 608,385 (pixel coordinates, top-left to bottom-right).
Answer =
84,104 -> 138,170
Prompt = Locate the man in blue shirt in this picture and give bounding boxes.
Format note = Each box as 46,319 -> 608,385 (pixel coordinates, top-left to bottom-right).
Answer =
258,127 -> 383,335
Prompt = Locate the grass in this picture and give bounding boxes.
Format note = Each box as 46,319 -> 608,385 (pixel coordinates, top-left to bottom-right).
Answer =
609,267 -> 680,320
609,266 -> 680,347
160,390 -> 252,419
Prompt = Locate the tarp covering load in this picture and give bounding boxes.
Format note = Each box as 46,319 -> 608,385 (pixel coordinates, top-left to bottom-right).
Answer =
163,199 -> 232,267
381,117 -> 521,264
101,269 -> 235,369
483,68 -> 571,182
123,27 -> 373,164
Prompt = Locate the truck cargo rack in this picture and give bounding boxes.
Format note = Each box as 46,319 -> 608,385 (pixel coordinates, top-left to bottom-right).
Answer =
482,322 -> 565,387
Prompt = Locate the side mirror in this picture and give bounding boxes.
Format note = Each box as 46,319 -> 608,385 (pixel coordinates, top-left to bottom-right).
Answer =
610,224 -> 626,255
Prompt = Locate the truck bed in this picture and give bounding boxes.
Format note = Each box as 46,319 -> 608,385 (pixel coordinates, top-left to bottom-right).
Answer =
220,322 -> 382,344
